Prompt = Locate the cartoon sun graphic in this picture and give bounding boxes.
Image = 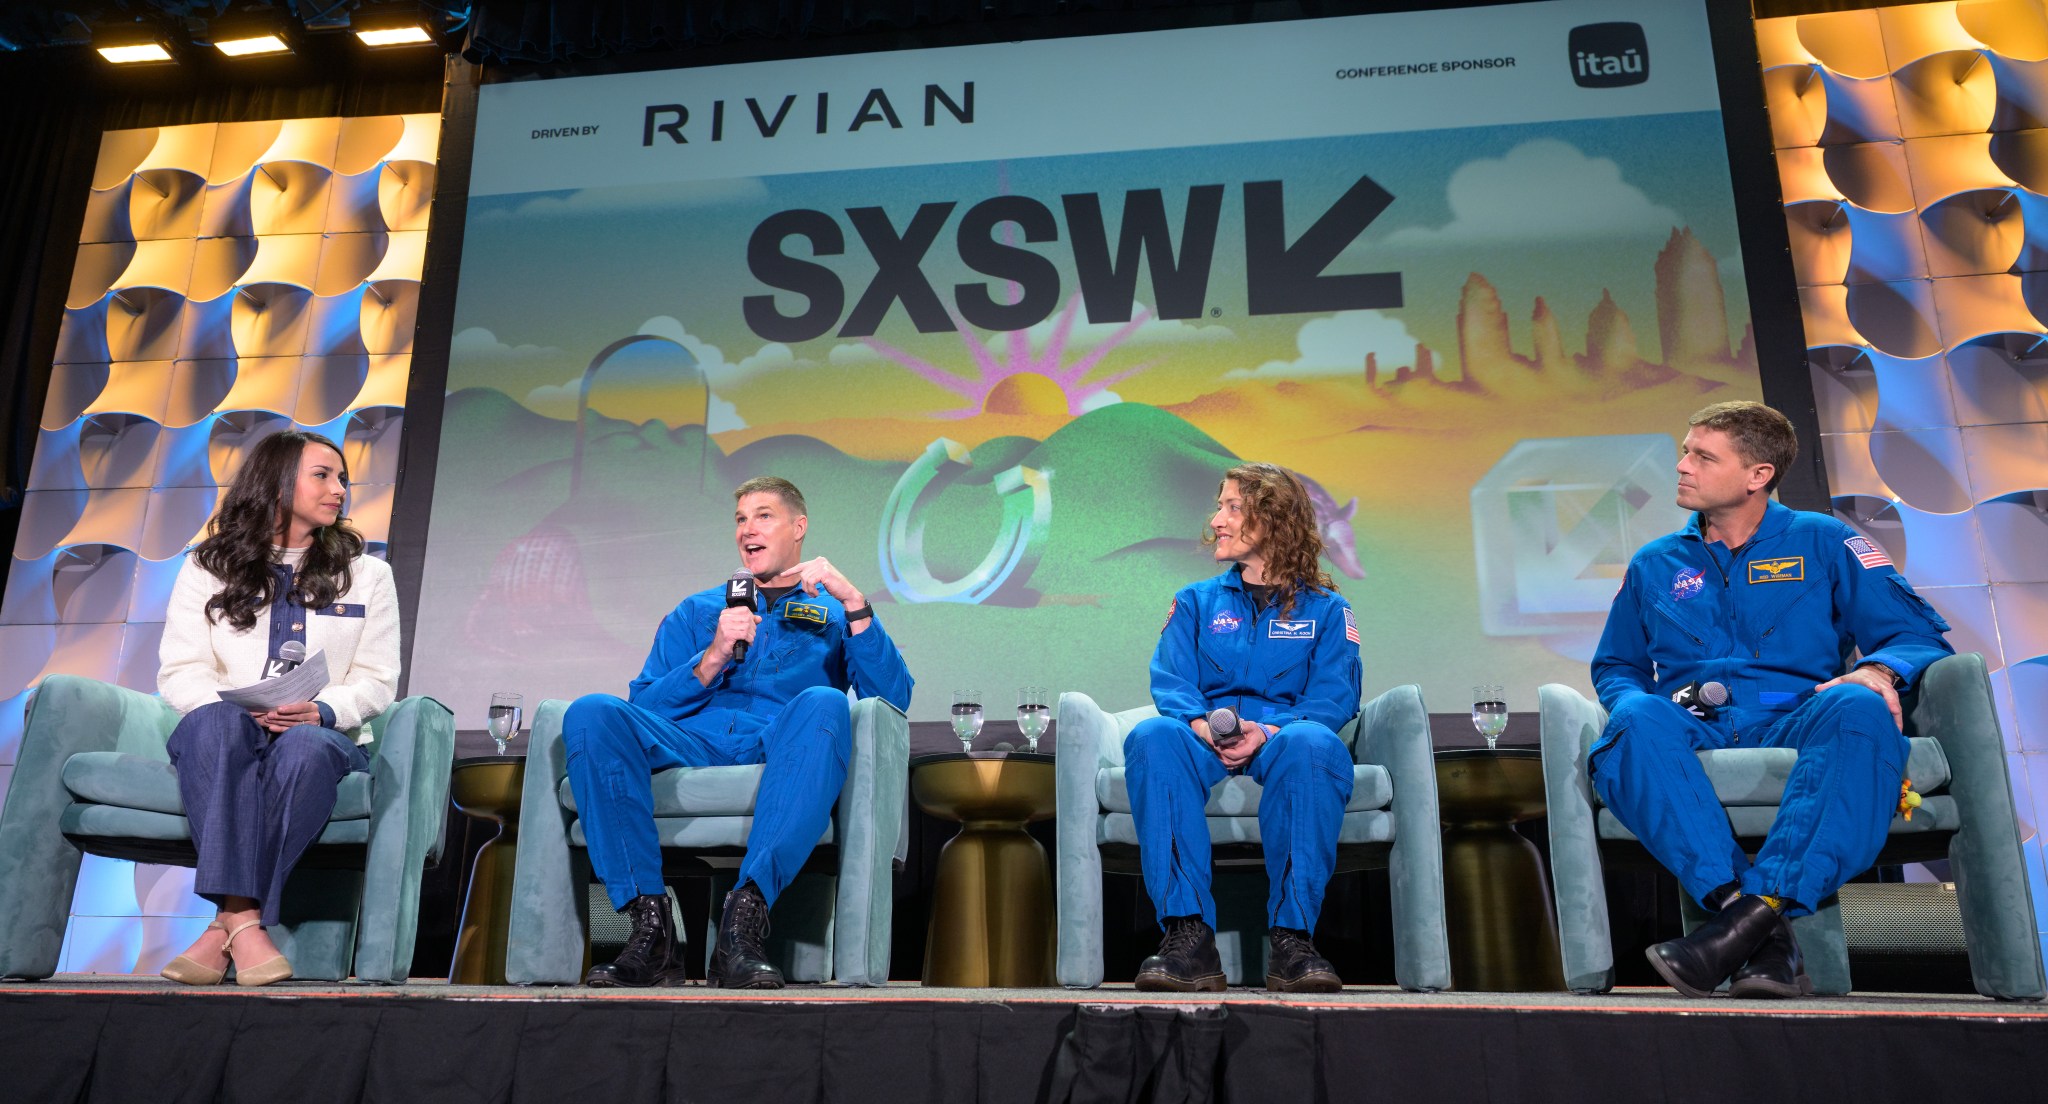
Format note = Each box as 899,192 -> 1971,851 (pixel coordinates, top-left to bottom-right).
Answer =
860,292 -> 1158,418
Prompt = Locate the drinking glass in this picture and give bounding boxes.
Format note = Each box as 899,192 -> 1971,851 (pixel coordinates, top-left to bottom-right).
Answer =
1471,685 -> 1507,751
950,690 -> 984,753
1016,686 -> 1050,752
487,692 -> 524,755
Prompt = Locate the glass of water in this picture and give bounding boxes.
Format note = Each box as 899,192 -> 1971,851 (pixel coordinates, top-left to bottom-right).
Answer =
1016,686 -> 1050,752
488,692 -> 524,755
951,690 -> 984,753
1471,685 -> 1507,751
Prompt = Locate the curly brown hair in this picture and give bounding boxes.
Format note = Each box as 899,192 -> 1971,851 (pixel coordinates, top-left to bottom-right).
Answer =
1203,462 -> 1334,616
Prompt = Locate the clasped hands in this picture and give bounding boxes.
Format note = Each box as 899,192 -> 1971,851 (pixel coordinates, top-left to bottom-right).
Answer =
248,701 -> 322,733
1191,716 -> 1269,770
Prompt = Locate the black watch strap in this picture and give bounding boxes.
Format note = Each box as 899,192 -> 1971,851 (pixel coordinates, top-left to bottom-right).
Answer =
845,604 -> 873,622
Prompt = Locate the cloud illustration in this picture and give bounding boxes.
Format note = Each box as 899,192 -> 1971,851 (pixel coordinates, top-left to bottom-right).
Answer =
1384,139 -> 1683,247
1226,310 -> 1418,379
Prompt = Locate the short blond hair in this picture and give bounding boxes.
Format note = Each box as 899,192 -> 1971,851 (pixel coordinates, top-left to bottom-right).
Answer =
733,475 -> 806,516
1689,401 -> 1797,492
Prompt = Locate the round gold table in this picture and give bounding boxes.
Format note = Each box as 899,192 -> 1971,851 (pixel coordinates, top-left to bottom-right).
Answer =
910,752 -> 1057,987
449,755 -> 525,985
1434,748 -> 1566,992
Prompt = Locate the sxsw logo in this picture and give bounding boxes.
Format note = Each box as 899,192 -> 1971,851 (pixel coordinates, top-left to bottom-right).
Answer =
1569,22 -> 1648,88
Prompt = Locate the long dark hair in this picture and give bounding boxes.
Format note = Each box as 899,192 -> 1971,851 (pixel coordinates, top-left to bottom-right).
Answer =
192,430 -> 365,631
1203,462 -> 1335,617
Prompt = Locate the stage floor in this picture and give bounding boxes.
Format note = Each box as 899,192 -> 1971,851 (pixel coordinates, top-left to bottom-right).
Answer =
7,977 -> 2048,1103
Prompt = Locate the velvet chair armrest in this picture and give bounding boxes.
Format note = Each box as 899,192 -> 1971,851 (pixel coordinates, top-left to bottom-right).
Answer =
1055,691 -> 1122,988
350,695 -> 455,983
506,698 -> 581,985
0,676 -> 179,979
1538,682 -> 1614,994
832,695 -> 908,985
1356,684 -> 1452,992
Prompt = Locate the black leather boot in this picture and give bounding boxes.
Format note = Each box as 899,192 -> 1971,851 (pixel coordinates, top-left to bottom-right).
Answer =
584,893 -> 689,988
708,883 -> 784,989
1646,894 -> 1781,998
1135,916 -> 1226,992
1265,928 -> 1342,993
1729,909 -> 1811,998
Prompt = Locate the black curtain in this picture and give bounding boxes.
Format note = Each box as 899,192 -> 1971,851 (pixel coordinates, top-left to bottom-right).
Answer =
0,45 -> 441,599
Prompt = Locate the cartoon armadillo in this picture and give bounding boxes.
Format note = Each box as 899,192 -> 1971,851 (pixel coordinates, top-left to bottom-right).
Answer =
1291,470 -> 1366,579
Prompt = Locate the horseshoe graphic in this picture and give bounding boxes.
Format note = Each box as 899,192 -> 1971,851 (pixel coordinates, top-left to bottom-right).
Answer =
878,437 -> 1051,605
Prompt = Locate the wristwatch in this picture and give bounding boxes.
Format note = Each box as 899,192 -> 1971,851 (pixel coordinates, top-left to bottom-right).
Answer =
1856,661 -> 1903,689
845,603 -> 873,623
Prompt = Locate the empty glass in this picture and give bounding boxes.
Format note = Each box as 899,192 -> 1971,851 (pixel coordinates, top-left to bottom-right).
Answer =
487,692 -> 523,754
1016,686 -> 1049,752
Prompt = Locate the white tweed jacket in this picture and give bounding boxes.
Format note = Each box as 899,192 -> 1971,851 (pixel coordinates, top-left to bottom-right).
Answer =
157,550 -> 402,743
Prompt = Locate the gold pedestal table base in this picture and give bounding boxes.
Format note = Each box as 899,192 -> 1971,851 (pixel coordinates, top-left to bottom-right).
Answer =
1434,748 -> 1566,992
450,756 -> 524,986
911,753 -> 1057,988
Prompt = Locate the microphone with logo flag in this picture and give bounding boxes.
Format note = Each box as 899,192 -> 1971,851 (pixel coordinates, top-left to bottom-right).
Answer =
1671,680 -> 1728,721
1207,706 -> 1246,749
726,571 -> 758,663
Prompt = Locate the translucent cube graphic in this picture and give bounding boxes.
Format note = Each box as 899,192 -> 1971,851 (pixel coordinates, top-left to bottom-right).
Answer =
1472,435 -> 1688,638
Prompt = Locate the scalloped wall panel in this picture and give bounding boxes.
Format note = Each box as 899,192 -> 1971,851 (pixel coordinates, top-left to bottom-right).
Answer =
0,114 -> 436,975
1768,0 -> 2048,944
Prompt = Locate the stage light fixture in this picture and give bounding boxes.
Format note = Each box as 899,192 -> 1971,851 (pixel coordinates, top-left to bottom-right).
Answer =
355,25 -> 434,47
97,42 -> 174,63
213,34 -> 291,57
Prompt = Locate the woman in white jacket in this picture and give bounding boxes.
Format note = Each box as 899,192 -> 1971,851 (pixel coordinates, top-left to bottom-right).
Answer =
156,430 -> 400,986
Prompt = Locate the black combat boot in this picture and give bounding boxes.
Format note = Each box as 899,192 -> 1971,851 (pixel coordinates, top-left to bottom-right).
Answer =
1265,927 -> 1342,993
1134,916 -> 1226,992
584,893 -> 689,988
1646,893 -> 1781,998
1729,908 -> 1811,998
708,883 -> 784,989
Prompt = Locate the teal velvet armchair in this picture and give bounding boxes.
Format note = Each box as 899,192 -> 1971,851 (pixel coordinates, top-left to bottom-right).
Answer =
0,674 -> 454,983
1540,652 -> 2046,999
1054,685 -> 1452,990
504,694 -> 907,986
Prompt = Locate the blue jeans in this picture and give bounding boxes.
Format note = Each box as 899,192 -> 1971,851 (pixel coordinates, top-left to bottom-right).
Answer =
1590,685 -> 1906,916
165,701 -> 370,927
562,686 -> 851,911
1122,716 -> 1353,931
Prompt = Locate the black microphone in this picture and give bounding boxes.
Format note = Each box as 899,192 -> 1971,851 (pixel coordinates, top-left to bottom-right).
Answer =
1207,706 -> 1245,749
1671,680 -> 1729,721
262,639 -> 307,680
726,571 -> 758,663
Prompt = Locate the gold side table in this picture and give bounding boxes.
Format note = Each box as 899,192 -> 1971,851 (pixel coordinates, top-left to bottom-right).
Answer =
449,755 -> 525,985
911,752 -> 1057,987
1434,748 -> 1566,992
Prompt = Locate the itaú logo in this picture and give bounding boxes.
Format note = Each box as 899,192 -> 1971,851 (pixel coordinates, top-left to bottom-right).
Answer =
1569,22 -> 1648,88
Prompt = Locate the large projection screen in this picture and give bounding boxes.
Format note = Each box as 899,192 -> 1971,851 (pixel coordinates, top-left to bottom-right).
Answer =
413,0 -> 1770,722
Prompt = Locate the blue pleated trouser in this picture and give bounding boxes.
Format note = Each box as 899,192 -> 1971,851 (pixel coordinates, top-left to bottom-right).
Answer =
1589,685 -> 1906,917
1122,716 -> 1353,931
563,686 -> 851,911
164,701 -> 371,927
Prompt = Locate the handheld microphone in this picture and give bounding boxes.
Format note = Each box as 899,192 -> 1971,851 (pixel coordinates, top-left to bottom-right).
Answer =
1671,680 -> 1728,721
1207,706 -> 1245,749
726,571 -> 758,663
263,640 -> 306,680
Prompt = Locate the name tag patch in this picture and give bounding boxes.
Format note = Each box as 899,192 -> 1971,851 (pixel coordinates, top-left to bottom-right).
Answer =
1269,619 -> 1315,640
318,603 -> 365,618
784,602 -> 828,625
1209,612 -> 1242,634
1748,556 -> 1804,584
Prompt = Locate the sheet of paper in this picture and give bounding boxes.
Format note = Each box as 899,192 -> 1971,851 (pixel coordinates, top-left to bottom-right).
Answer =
217,649 -> 331,712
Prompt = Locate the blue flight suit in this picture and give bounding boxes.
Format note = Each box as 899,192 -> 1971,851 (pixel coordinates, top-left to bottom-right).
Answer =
565,584 -> 913,910
1590,499 -> 1953,916
1126,565 -> 1364,930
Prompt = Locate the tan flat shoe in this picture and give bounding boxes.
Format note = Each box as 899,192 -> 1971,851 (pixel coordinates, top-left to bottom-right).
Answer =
225,919 -> 293,987
160,921 -> 228,986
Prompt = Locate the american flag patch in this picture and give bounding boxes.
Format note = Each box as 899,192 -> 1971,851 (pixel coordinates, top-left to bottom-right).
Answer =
1343,607 -> 1360,644
1161,599 -> 1176,634
1845,536 -> 1893,570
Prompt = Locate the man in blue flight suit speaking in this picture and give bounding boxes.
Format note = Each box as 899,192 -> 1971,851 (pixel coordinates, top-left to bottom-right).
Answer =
1592,401 -> 1952,998
564,476 -> 913,988
1126,462 -> 1364,992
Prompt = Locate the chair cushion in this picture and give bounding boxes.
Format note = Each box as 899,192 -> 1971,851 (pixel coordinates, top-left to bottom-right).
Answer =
1597,794 -> 1962,841
1098,808 -> 1397,849
1589,738 -> 1950,809
60,802 -> 370,845
1095,764 -> 1391,815
559,765 -> 765,817
568,816 -> 832,850
62,751 -> 373,821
